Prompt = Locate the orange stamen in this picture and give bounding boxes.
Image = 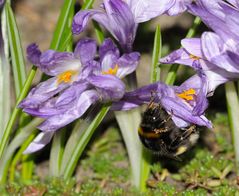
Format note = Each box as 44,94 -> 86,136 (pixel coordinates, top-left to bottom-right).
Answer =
57,70 -> 77,84
177,88 -> 196,101
189,54 -> 200,61
102,64 -> 119,75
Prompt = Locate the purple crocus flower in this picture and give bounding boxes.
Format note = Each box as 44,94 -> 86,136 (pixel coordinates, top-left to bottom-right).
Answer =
112,74 -> 212,129
160,35 -> 239,95
20,38 -> 140,153
72,0 -> 175,51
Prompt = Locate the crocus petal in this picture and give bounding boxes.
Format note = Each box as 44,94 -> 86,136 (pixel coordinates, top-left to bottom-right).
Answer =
160,48 -> 195,67
0,0 -> 5,8
202,32 -> 239,73
201,32 -> 223,61
39,50 -> 81,76
73,1 -> 136,51
111,82 -> 164,110
175,74 -> 208,116
24,132 -> 54,154
101,52 -> 119,73
87,74 -> 125,101
161,96 -> 212,128
126,0 -> 175,22
22,81 -> 91,118
72,10 -> 107,34
19,77 -> 69,109
181,38 -> 203,58
225,14 -> 239,41
99,38 -> 120,62
74,38 -> 97,64
226,0 -> 239,9
27,43 -> 41,66
167,0 -> 192,16
116,52 -> 140,78
188,0 -> 237,41
103,0 -> 136,51
38,90 -> 99,132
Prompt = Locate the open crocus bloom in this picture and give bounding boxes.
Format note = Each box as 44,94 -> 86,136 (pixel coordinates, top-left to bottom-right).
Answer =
72,0 -> 176,51
20,38 -> 140,153
160,36 -> 239,95
112,74 -> 212,129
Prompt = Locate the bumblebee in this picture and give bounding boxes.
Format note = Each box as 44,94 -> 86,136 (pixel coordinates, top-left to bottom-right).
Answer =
138,101 -> 199,158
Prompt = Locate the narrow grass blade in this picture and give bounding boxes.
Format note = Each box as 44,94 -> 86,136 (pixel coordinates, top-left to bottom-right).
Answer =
93,21 -> 104,44
5,2 -> 26,96
50,0 -> 75,51
0,8 -> 11,134
0,66 -> 37,160
9,132 -> 37,182
225,82 -> 239,173
81,0 -> 94,10
165,17 -> 201,85
21,154 -> 34,182
61,105 -> 110,178
0,118 -> 42,182
150,25 -> 162,83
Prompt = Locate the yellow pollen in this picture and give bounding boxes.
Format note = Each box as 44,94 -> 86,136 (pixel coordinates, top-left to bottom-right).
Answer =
57,70 -> 77,84
189,54 -> 200,61
177,88 -> 196,101
102,64 -> 119,75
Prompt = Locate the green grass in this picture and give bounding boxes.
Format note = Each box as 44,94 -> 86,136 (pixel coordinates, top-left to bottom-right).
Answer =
1,113 -> 239,195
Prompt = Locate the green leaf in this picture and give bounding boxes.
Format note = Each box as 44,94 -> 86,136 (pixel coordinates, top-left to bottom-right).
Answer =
0,118 -> 42,182
5,2 -> 26,96
50,0 -> 75,51
61,105 -> 110,178
150,25 -> 162,83
0,66 -> 37,162
225,82 -> 239,173
0,8 -> 11,133
81,0 -> 95,9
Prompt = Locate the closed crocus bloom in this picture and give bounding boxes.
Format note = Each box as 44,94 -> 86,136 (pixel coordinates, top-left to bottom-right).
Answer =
112,74 -> 212,129
72,0 -> 175,51
21,38 -> 140,153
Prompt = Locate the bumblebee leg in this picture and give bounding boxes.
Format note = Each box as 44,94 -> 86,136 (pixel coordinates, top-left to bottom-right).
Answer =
172,125 -> 197,144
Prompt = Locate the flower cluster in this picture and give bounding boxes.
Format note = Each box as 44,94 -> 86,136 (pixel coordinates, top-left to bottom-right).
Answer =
20,0 -> 239,152
20,38 -> 139,152
161,0 -> 239,94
